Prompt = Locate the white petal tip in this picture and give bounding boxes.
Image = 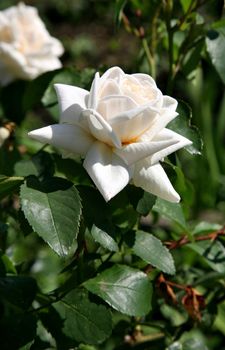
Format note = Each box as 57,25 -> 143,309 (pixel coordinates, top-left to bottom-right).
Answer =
28,126 -> 52,143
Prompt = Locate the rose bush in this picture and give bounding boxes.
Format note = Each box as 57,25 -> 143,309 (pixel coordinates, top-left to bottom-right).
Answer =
29,66 -> 191,202
0,2 -> 64,85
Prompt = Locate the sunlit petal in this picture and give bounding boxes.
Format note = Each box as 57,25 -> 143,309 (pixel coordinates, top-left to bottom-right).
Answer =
115,138 -> 177,165
83,141 -> 131,201
88,72 -> 100,109
110,105 -> 158,142
97,95 -> 137,120
148,128 -> 192,164
28,124 -> 94,157
133,162 -> 180,202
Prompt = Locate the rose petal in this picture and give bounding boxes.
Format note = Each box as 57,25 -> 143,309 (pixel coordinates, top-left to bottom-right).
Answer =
88,72 -> 100,109
121,75 -> 162,107
97,95 -> 138,120
83,141 -> 131,201
0,42 -> 26,74
100,66 -> 125,84
133,162 -> 180,203
28,124 -> 94,157
114,138 -> 178,165
54,84 -> 89,124
162,95 -> 178,111
132,73 -> 157,87
84,109 -> 121,148
109,105 -> 158,142
98,79 -> 122,99
148,128 -> 192,164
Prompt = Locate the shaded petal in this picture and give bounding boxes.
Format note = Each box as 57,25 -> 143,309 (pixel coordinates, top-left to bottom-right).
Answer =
114,138 -> 177,165
54,84 -> 89,124
97,95 -> 137,120
28,124 -> 94,157
133,162 -> 180,202
83,141 -> 131,201
148,128 -> 192,164
84,110 -> 121,148
110,105 -> 158,142
162,95 -> 178,111
137,95 -> 179,141
88,72 -> 100,109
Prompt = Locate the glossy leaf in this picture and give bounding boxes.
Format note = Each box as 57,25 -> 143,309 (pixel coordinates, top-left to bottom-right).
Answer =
133,231 -> 175,275
168,100 -> 202,155
14,151 -> 54,178
20,176 -> 81,256
206,27 -> 225,84
188,240 -> 225,273
91,225 -> 119,252
153,197 -> 187,230
0,175 -> 24,199
54,289 -> 112,344
136,191 -> 156,216
84,264 -> 152,316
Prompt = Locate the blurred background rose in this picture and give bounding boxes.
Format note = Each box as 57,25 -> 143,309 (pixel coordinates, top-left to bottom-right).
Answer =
0,2 -> 64,85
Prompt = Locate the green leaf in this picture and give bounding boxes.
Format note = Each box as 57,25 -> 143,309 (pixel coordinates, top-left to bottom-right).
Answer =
115,0 -> 127,26
0,175 -> 24,199
109,190 -> 138,230
168,100 -> 202,155
179,0 -> 192,13
91,225 -> 119,252
193,221 -> 222,235
153,197 -> 187,230
20,176 -> 81,257
0,252 -> 16,276
84,264 -> 152,316
42,68 -> 83,108
188,240 -> 225,273
206,27 -> 225,84
23,69 -> 59,111
133,231 -> 175,275
182,39 -> 205,76
136,191 -> 156,216
14,151 -> 54,178
54,289 -> 112,344
0,276 -> 37,309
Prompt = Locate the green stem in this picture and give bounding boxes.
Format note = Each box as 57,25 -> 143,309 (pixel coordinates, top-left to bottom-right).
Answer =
166,23 -> 174,94
142,38 -> 156,79
202,100 -> 220,184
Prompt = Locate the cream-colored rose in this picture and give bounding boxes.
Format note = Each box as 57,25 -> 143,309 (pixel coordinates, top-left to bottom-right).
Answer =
28,67 -> 192,202
0,2 -> 64,85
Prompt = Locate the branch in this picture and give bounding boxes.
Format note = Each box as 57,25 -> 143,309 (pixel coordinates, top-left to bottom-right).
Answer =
165,226 -> 225,250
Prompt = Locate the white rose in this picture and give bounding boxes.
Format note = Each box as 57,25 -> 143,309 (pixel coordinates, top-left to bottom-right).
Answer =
28,67 -> 192,202
0,2 -> 64,86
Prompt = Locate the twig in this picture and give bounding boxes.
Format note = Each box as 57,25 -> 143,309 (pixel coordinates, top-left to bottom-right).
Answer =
165,226 -> 225,250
